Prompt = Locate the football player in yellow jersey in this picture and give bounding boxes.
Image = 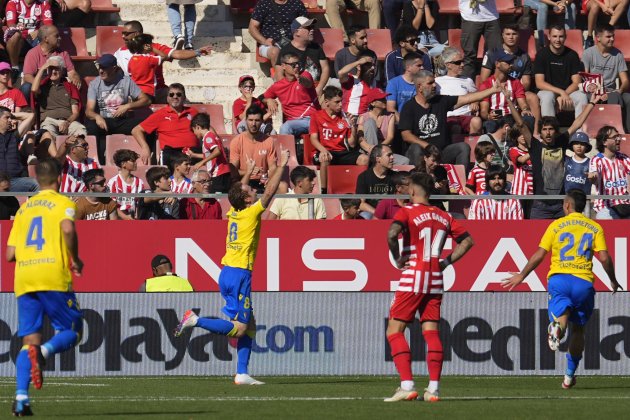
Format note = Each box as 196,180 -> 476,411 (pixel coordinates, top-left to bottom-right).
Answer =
6,159 -> 83,417
174,147 -> 290,385
503,189 -> 621,389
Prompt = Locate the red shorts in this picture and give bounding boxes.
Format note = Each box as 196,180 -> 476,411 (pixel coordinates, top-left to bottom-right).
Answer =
447,115 -> 474,133
389,292 -> 442,323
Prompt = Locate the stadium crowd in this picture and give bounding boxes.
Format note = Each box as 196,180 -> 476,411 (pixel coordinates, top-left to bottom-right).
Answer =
0,0 -> 628,221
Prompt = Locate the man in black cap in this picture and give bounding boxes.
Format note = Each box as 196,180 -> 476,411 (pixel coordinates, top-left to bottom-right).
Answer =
85,53 -> 151,165
139,255 -> 194,292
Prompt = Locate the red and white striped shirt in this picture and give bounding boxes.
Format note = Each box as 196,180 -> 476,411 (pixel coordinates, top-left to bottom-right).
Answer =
107,173 -> 144,213
589,152 -> 630,212
509,147 -> 533,195
170,176 -> 193,194
393,203 -> 468,294
479,75 -> 525,115
341,74 -> 372,116
202,132 -> 230,177
443,163 -> 466,195
466,163 -> 488,194
468,193 -> 524,220
61,156 -> 100,193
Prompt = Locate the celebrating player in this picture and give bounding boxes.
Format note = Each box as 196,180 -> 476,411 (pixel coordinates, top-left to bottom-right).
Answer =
502,189 -> 622,389
173,147 -> 291,385
7,159 -> 84,417
385,172 -> 474,402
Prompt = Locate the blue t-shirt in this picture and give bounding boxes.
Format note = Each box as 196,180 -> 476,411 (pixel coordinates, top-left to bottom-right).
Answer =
386,76 -> 416,114
564,156 -> 591,194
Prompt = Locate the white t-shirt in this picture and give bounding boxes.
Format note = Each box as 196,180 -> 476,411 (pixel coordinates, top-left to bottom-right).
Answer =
459,0 -> 498,22
436,75 -> 477,116
113,48 -> 132,75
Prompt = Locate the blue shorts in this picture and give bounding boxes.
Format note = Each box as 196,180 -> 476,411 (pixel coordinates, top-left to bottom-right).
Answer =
218,266 -> 252,324
548,274 -> 595,326
17,291 -> 83,337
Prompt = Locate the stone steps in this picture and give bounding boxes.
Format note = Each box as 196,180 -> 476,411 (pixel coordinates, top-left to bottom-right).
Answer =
118,3 -> 230,23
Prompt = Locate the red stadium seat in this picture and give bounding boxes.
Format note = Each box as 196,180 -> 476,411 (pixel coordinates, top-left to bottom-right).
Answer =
105,134 -> 145,166
496,0 -> 523,14
393,165 -> 415,172
365,29 -> 392,61
272,134 -> 300,166
620,137 -> 630,156
302,134 -> 316,165
464,135 -> 480,163
314,28 -> 344,61
324,198 -> 342,219
59,27 -> 92,61
91,0 -> 121,13
56,135 -> 98,160
613,30 -> 630,61
448,29 -> 484,59
541,29 -> 584,57
230,0 -> 256,13
437,0 -> 458,13
96,26 -> 124,57
188,104 -> 227,134
582,104 -> 625,138
327,165 -> 365,194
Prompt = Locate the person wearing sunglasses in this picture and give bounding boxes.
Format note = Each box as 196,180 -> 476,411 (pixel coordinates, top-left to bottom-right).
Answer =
75,168 -> 119,220
54,134 -> 100,193
385,25 -> 432,82
179,169 -> 222,220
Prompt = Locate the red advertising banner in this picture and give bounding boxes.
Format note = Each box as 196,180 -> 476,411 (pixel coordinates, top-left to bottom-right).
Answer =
0,221 -> 627,292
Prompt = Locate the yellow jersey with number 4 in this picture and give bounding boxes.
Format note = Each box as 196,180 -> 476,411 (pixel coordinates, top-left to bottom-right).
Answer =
539,212 -> 607,282
221,200 -> 265,271
8,189 -> 77,297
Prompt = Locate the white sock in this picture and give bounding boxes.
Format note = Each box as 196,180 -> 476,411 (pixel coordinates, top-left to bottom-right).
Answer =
401,380 -> 415,391
40,345 -> 50,359
15,394 -> 28,401
427,380 -> 439,393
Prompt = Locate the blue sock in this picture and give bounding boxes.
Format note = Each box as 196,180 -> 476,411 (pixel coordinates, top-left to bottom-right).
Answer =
566,353 -> 582,377
236,335 -> 253,374
15,347 -> 30,398
44,330 -> 79,355
195,317 -> 235,335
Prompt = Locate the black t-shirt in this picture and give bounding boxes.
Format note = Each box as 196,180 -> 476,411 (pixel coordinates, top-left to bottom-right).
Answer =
333,47 -> 377,78
398,95 -> 459,151
533,47 -> 583,91
529,132 -> 570,195
251,0 -> 307,43
280,42 -> 326,81
356,168 -> 396,208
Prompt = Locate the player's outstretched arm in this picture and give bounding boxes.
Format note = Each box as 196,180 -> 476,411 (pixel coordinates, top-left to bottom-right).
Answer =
61,220 -> 83,276
440,235 -> 474,270
502,247 -> 547,291
598,250 -> 623,293
260,147 -> 290,209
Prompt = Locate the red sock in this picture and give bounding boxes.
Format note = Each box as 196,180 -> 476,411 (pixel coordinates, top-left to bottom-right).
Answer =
387,332 -> 413,381
423,330 -> 443,381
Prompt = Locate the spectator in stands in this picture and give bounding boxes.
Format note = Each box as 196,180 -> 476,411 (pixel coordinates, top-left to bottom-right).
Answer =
189,112 -> 231,193
31,56 -> 86,138
385,25 -> 432,81
169,153 -> 193,194
479,51 -> 534,133
0,171 -> 19,219
229,105 -> 278,193
528,93 -> 605,218
584,0 -> 629,49
76,168 -> 119,220
127,34 -> 167,101
248,0 -> 307,71
137,166 -> 180,219
4,0 -> 53,82
468,165 -> 524,220
466,142 -> 496,195
21,25 -> 81,100
0,107 -> 38,192
86,54 -> 151,165
355,144 -> 396,218
325,0 -> 381,38
535,25 -> 588,120
582,24 -> 630,133
264,52 -> 320,138
179,169 -> 222,219
564,131 -> 592,195
435,47 -> 482,136
374,170 -> 410,219
277,17 -> 330,95
0,62 -> 34,136
338,52 -> 377,117
333,198 -> 363,220
588,125 -> 630,219
232,75 -> 273,135
107,149 -> 144,220
359,88 -> 409,165
268,165 -> 326,219
399,70 -> 501,167
386,52 -> 425,119
19,130 -> 57,167
55,0 -> 92,25
334,25 -> 377,78
415,144 -> 457,210
310,86 -> 368,193
55,134 -> 100,193
131,83 -> 197,167
508,124 -> 534,198
166,0 -> 201,50
480,24 -> 541,137
114,20 -> 211,102
458,0 -> 502,79
401,0 -> 439,47
522,1 -> 567,49
477,115 -> 515,173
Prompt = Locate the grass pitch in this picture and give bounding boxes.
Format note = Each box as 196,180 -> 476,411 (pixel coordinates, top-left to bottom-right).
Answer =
2,376 -> 629,419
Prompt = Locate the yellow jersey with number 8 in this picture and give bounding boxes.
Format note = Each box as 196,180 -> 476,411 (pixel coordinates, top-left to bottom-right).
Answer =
8,189 -> 77,297
221,200 -> 265,271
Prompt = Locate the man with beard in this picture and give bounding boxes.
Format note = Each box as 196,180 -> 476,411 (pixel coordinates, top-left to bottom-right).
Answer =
334,25 -> 378,79
468,165 -> 523,220
75,169 -> 119,220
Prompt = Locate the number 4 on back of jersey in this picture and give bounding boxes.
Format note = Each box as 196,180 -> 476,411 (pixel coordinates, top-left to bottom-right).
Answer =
26,216 -> 45,251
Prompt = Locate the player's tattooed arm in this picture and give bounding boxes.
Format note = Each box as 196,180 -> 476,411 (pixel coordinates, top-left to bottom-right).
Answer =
440,235 -> 474,270
387,221 -> 407,269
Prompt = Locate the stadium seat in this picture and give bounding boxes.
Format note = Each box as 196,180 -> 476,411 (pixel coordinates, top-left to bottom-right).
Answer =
464,135 -> 480,163
105,134 -> 145,166
59,27 -> 92,61
302,134 -> 316,165
91,0 -> 121,13
273,134 -> 300,166
219,134 -> 235,151
230,0 -> 256,13
496,0 -> 523,14
393,165 -> 415,172
448,29 -> 484,59
447,164 -> 470,216
324,198 -> 342,219
365,29 -> 392,61
327,165 -> 365,194
541,29 -> 583,56
188,104 -> 227,134
314,28 -> 344,61
96,26 -> 124,57
613,30 -> 630,61
582,104 -> 625,138
56,135 -> 98,160
620,138 -> 630,156
437,0 -> 459,14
